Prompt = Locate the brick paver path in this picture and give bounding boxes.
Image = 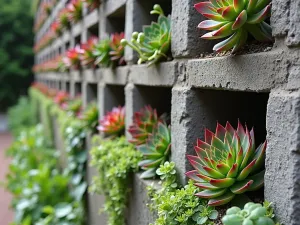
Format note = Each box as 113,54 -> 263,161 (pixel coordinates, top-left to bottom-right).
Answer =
0,132 -> 14,225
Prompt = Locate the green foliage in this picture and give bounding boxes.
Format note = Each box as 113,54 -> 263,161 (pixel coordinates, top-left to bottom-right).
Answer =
90,136 -> 142,225
0,0 -> 34,110
7,96 -> 38,136
6,125 -> 84,225
148,162 -> 218,225
29,88 -> 54,146
81,102 -> 99,134
222,202 -> 278,225
121,4 -> 171,66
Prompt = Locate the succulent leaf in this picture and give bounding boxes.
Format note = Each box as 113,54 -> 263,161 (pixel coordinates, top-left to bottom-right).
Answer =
186,121 -> 266,206
195,0 -> 272,52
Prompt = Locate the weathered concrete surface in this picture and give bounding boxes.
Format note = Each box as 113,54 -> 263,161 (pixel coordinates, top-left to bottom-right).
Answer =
100,66 -> 129,85
171,0 -> 215,58
126,173 -> 157,225
129,62 -> 178,87
188,50 -> 284,92
266,89 -> 300,225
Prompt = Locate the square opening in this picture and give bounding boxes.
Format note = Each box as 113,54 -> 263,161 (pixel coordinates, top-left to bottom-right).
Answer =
75,35 -> 81,46
75,82 -> 82,96
65,42 -> 70,51
87,83 -> 98,103
135,0 -> 172,31
66,81 -> 70,93
103,85 -> 125,111
87,24 -> 99,38
106,5 -> 126,34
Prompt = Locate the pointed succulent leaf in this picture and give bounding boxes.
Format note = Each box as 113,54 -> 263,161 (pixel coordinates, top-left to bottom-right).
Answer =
247,4 -> 271,24
195,189 -> 228,198
210,177 -> 236,188
208,192 -> 236,206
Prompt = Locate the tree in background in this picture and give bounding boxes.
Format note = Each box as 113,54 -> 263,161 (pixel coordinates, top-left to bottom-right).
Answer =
0,0 -> 34,111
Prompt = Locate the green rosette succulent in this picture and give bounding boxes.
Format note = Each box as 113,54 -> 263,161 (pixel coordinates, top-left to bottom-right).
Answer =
121,4 -> 171,66
137,122 -> 171,179
186,121 -> 266,206
194,0 -> 272,53
222,202 -> 276,225
93,39 -> 111,67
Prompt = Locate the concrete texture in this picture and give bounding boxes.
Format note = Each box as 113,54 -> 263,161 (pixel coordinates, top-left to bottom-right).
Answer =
0,132 -> 14,225
126,173 -> 157,225
187,50 -> 284,92
129,62 -> 178,86
100,66 -> 129,85
266,89 -> 300,225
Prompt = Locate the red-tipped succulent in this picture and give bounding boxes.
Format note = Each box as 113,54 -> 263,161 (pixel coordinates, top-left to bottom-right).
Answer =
128,106 -> 160,146
109,32 -> 126,66
67,0 -> 83,23
81,36 -> 98,67
98,106 -> 125,136
186,121 -> 266,206
54,91 -> 69,107
63,46 -> 84,70
194,0 -> 272,53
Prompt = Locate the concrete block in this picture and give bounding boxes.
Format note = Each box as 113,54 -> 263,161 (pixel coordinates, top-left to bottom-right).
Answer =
126,173 -> 157,225
100,66 -> 129,85
171,86 -> 269,184
286,1 -> 300,47
84,9 -> 99,29
52,117 -> 67,169
128,62 -> 178,87
105,0 -> 127,17
83,69 -> 98,83
171,0 -> 215,58
265,89 -> 300,225
187,50 -> 284,92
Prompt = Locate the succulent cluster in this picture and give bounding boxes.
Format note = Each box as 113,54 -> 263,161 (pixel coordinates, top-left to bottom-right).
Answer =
222,202 -> 276,225
128,106 -> 160,145
81,36 -> 99,67
62,46 -> 84,70
121,4 -> 171,66
194,0 -> 272,53
67,0 -> 83,23
128,106 -> 171,179
186,121 -> 266,206
98,106 -> 125,136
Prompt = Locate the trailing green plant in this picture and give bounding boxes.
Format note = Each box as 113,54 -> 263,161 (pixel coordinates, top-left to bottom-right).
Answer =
97,106 -> 125,136
128,105 -> 160,146
194,0 -> 272,53
148,162 -> 218,225
222,202 -> 279,225
89,136 -> 142,225
6,125 -> 84,225
29,87 -> 55,146
8,96 -> 38,136
121,4 -> 171,66
185,121 -> 266,206
138,122 -> 171,179
81,102 -> 99,133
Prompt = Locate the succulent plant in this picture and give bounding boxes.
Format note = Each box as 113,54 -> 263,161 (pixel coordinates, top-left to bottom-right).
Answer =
51,21 -> 62,36
54,91 -> 69,107
58,9 -> 70,29
222,202 -> 276,225
98,106 -> 125,136
128,106 -> 160,146
65,98 -> 83,116
83,0 -> 101,11
194,0 -> 272,53
109,32 -> 126,66
63,46 -> 84,70
185,121 -> 266,206
81,36 -> 99,67
121,4 -> 171,66
93,38 -> 111,67
81,102 -> 99,132
137,122 -> 171,179
67,0 -> 83,23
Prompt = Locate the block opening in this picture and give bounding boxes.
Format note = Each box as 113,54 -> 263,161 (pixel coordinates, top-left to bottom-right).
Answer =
106,5 -> 126,34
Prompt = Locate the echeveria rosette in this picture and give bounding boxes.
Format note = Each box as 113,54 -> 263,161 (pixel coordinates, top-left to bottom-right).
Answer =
63,46 -> 84,70
81,37 -> 98,67
186,121 -> 266,206
222,202 -> 276,225
93,39 -> 111,68
98,106 -> 125,136
138,122 -> 171,179
195,0 -> 272,53
67,0 -> 83,23
128,105 -> 160,146
109,32 -> 126,66
121,4 -> 171,66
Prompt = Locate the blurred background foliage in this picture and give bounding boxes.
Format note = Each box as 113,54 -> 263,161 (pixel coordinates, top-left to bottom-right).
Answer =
0,0 -> 34,111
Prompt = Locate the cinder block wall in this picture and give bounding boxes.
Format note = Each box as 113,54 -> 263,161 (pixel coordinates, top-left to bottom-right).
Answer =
34,0 -> 300,225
